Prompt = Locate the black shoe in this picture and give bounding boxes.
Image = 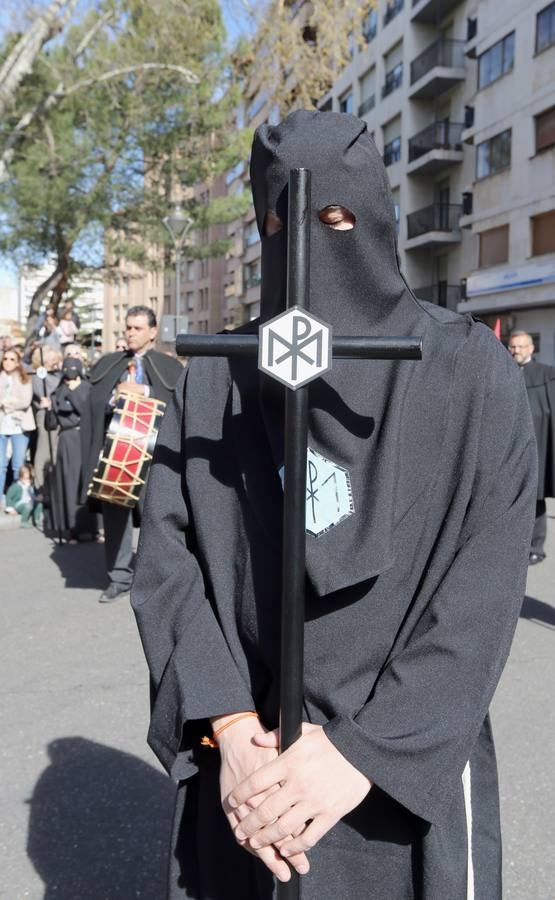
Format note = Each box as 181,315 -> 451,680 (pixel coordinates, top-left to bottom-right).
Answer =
528,552 -> 546,566
99,583 -> 131,603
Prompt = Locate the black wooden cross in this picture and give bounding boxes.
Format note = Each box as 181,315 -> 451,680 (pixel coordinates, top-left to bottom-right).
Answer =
176,169 -> 422,899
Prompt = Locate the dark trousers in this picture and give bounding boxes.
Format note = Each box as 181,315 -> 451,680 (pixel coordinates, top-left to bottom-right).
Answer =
102,501 -> 134,588
531,499 -> 547,556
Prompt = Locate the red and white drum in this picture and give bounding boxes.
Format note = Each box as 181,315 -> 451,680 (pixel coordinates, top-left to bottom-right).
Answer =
87,394 -> 166,508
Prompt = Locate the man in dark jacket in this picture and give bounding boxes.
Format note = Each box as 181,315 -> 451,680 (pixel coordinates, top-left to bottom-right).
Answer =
508,330 -> 555,564
81,305 -> 182,601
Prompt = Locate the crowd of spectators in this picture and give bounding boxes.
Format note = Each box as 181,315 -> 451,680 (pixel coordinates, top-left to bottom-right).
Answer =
0,301 -> 124,542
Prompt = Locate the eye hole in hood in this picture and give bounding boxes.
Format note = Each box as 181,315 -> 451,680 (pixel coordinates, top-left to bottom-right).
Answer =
263,211 -> 283,237
319,205 -> 356,230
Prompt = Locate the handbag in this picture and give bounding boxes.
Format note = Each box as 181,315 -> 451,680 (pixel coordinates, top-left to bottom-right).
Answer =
44,408 -> 58,431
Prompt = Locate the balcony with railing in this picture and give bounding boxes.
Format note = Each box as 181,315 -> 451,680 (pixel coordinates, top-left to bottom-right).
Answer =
363,9 -> 378,42
382,64 -> 403,98
409,39 -> 466,99
384,0 -> 404,26
383,137 -> 402,167
462,105 -> 475,144
244,273 -> 261,291
411,0 -> 463,24
407,121 -> 464,174
358,94 -> 376,117
414,283 -> 461,308
466,16 -> 478,57
405,203 -> 462,249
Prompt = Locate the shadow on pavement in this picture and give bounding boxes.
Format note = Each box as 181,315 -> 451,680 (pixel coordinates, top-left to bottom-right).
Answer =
49,541 -> 107,590
26,737 -> 175,899
520,595 -> 555,629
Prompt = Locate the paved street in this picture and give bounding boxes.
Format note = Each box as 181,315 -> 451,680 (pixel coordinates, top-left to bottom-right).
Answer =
1,505 -> 553,900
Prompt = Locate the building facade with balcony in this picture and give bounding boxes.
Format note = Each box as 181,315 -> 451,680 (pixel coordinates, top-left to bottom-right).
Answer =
221,86 -> 282,328
319,0 -> 555,363
457,0 -> 555,361
104,259 -> 165,352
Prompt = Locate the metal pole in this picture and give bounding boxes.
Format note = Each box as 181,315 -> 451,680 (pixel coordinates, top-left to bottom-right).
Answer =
175,242 -> 181,337
278,168 -> 311,900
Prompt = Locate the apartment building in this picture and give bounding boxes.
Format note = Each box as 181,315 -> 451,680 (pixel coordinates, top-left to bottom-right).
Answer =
457,0 -> 555,361
223,95 -> 282,328
104,263 -> 164,351
161,174 -> 228,345
222,1 -> 307,328
319,0 -> 555,362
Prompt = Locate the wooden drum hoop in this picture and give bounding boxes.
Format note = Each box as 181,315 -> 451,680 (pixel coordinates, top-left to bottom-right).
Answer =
87,393 -> 166,508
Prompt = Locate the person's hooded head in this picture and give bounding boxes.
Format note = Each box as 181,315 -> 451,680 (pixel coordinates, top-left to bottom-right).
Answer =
250,109 -> 414,334
248,110 -> 438,597
61,357 -> 83,381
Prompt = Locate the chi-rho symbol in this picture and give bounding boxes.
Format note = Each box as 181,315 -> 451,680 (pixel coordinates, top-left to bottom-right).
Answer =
259,306 -> 332,390
305,447 -> 354,537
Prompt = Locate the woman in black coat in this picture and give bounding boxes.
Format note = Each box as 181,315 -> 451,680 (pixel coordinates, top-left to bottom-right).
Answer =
51,358 -> 98,541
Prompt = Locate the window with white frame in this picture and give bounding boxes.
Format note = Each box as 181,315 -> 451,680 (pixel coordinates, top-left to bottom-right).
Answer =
536,1 -> 555,53
478,33 -> 514,89
383,115 -> 402,166
476,129 -> 511,179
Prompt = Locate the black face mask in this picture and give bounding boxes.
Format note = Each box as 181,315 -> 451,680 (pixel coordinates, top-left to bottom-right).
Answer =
249,110 -> 431,597
62,359 -> 83,381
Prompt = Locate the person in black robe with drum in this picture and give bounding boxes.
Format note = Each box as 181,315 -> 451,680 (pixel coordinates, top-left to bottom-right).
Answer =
49,357 -> 97,541
508,330 -> 555,563
132,112 -> 537,899
80,306 -> 182,602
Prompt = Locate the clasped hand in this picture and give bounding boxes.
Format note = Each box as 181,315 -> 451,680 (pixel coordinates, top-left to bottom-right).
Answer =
227,723 -> 371,863
217,716 -> 309,883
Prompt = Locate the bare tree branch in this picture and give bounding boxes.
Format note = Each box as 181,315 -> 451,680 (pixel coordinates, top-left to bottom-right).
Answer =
0,62 -> 198,183
0,0 -> 78,120
73,9 -> 114,58
64,62 -> 199,96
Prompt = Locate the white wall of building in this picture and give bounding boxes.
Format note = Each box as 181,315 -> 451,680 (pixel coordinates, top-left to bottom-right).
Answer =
18,264 -> 104,336
319,0 -> 555,361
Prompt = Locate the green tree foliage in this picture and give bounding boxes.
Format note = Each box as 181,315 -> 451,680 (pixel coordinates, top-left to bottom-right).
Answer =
0,0 -> 250,326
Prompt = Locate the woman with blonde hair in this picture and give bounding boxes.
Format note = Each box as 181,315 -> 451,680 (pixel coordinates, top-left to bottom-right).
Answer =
0,349 -> 36,502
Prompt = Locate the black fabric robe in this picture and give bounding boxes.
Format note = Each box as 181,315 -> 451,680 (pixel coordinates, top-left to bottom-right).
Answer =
80,349 -> 183,506
132,314 -> 536,900
132,112 -> 537,899
51,380 -> 97,539
521,359 -> 555,499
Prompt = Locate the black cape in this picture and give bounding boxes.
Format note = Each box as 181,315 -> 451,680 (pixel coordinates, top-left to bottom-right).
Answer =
80,349 -> 183,505
132,112 -> 537,900
50,380 -> 98,539
521,359 -> 555,499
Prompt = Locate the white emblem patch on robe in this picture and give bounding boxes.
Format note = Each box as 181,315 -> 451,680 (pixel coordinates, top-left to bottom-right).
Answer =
305,447 -> 354,537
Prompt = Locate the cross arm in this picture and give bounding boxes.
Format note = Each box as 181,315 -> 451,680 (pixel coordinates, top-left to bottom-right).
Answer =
176,333 -> 422,360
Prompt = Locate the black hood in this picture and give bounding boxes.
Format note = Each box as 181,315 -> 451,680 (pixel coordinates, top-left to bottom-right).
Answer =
250,108 -> 412,333
250,110 -> 432,597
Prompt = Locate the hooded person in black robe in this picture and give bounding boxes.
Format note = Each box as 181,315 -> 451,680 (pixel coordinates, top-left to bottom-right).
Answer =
508,330 -> 555,563
50,357 -> 98,540
131,111 -> 537,900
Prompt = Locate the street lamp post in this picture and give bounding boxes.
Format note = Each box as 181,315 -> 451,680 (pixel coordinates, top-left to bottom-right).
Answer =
163,203 -> 194,337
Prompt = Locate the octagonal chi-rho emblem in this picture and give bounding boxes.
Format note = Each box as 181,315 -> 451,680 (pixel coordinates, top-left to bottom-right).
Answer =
259,306 -> 332,390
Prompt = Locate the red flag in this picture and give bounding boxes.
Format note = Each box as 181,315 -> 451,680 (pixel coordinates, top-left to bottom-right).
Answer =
493,317 -> 501,340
